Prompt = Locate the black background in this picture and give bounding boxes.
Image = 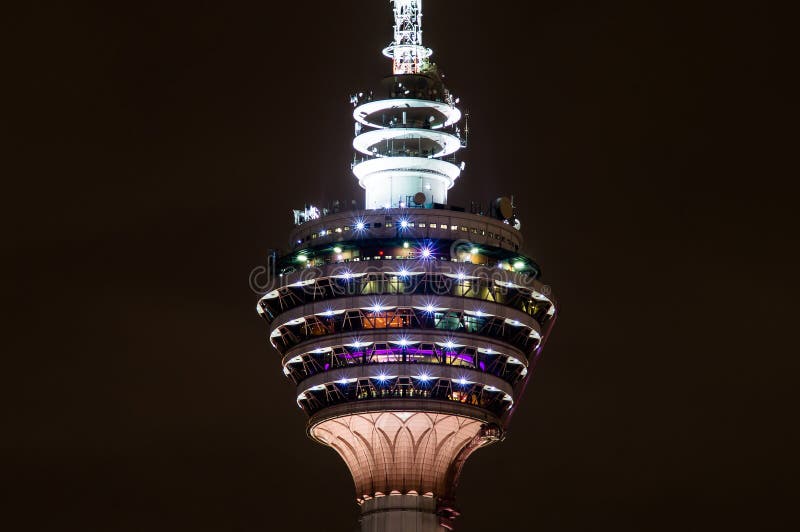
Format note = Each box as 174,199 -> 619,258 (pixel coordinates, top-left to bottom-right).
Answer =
4,1 -> 796,531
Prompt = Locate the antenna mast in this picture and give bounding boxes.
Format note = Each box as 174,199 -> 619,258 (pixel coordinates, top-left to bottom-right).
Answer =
382,0 -> 433,74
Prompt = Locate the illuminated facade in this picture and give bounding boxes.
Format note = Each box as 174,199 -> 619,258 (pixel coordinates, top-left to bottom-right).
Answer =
257,1 -> 557,530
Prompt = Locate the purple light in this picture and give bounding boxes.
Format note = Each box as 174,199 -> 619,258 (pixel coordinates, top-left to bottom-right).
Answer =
479,361 -> 486,371
324,363 -> 330,370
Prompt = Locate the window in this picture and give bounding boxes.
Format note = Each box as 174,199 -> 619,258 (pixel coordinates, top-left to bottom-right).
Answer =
487,232 -> 493,238
312,233 -> 318,239
451,225 -> 457,231
418,223 -> 426,228
440,224 -> 447,229
408,222 -> 415,228
335,227 -> 343,233
374,222 -> 382,228
471,228 -> 478,234
461,226 -> 468,232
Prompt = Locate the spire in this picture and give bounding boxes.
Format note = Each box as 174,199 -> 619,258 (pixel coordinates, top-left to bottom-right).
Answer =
382,0 -> 433,75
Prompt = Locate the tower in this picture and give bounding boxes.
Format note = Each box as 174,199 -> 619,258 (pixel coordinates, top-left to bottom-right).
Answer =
257,2 -> 557,530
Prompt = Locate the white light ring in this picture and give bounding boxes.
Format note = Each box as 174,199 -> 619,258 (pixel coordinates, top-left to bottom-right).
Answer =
353,99 -> 462,129
353,157 -> 461,182
382,44 -> 433,60
268,295 -> 542,340
297,364 -> 513,399
353,128 -> 462,158
280,330 -> 530,369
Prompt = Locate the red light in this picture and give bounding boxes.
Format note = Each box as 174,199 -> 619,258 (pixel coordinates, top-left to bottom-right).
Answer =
379,251 -> 384,255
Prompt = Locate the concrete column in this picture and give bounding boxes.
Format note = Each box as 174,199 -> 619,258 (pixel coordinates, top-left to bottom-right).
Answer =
360,495 -> 445,532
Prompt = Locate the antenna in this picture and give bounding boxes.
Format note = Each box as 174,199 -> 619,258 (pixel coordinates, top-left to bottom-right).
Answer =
382,0 -> 433,75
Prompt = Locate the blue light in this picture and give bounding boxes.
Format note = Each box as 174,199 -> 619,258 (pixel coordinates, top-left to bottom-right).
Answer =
400,219 -> 409,229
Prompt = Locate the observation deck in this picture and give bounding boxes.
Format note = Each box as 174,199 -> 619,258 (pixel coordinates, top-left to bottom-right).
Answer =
256,1 -> 558,526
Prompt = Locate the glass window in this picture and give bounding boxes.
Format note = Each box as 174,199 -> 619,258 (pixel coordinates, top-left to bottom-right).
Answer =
451,225 -> 457,231
418,223 -> 426,228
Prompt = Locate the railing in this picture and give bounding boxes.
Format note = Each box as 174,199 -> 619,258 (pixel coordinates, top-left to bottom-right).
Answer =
270,307 -> 540,357
259,272 -> 553,328
284,343 -> 527,387
300,377 -> 509,418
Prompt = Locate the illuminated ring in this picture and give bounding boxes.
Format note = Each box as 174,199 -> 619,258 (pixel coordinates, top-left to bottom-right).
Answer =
354,99 -> 462,129
382,44 -> 433,60
353,128 -> 462,158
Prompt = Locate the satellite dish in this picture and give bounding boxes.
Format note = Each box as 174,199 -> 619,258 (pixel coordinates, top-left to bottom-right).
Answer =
494,197 -> 513,220
413,192 -> 426,206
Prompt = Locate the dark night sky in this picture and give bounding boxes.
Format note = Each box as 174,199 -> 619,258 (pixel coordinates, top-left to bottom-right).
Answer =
4,1 -> 796,531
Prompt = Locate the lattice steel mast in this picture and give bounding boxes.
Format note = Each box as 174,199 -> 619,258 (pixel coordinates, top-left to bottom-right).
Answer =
383,0 -> 432,75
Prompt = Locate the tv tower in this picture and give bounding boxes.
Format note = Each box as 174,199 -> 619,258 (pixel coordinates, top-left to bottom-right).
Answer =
257,1 -> 557,530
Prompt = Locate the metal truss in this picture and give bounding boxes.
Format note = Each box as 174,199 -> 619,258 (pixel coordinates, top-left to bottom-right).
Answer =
383,0 -> 432,75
